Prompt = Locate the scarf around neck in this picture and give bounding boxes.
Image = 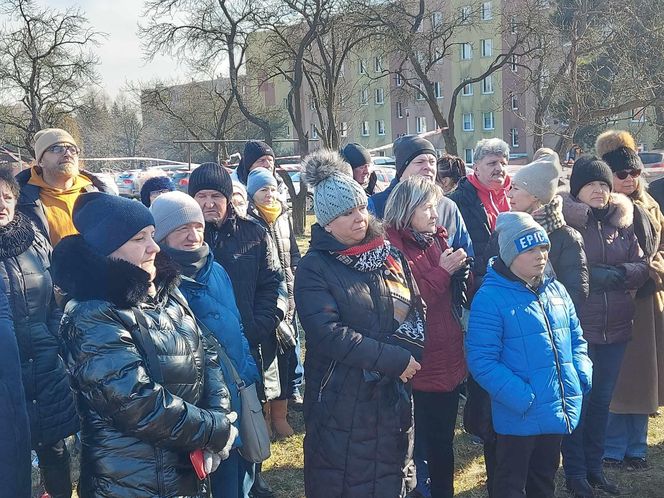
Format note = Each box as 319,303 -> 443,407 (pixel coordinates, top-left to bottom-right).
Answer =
0,212 -> 36,260
256,202 -> 282,225
408,228 -> 435,250
332,236 -> 426,359
160,243 -> 210,278
532,195 -> 566,234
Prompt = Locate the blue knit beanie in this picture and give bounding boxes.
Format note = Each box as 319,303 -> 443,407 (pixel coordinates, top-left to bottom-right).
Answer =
247,169 -> 277,199
140,176 -> 175,207
73,192 -> 155,256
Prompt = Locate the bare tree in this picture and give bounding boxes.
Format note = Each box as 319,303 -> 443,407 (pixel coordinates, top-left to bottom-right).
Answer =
0,0 -> 102,155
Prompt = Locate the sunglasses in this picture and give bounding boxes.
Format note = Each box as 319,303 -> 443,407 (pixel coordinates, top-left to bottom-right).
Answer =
615,169 -> 641,180
46,144 -> 81,155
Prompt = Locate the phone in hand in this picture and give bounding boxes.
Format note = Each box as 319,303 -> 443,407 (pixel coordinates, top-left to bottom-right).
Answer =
190,449 -> 207,480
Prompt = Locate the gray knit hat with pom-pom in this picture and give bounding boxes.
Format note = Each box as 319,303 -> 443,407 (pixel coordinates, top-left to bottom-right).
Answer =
302,149 -> 368,226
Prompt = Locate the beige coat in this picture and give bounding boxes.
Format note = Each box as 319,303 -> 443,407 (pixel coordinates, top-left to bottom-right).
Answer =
611,188 -> 664,414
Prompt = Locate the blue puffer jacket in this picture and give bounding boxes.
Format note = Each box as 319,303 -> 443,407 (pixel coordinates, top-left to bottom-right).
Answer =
466,259 -> 593,436
179,252 -> 260,447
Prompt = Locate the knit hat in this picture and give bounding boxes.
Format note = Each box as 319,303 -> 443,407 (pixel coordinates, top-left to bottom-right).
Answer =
512,156 -> 562,204
393,135 -> 437,178
188,162 -> 233,200
569,155 -> 613,198
237,140 -> 275,184
340,143 -> 372,169
150,191 -> 205,242
73,192 -> 155,256
595,130 -> 643,173
140,175 -> 175,207
34,128 -> 77,161
247,168 -> 278,199
302,149 -> 367,226
496,212 -> 550,267
232,181 -> 247,201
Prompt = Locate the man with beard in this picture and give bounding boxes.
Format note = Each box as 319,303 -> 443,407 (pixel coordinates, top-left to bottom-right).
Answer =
189,162 -> 287,498
16,128 -> 112,245
448,138 -> 512,277
340,143 -> 379,195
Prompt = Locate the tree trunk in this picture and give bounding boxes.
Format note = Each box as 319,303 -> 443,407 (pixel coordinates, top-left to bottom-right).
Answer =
654,105 -> 664,149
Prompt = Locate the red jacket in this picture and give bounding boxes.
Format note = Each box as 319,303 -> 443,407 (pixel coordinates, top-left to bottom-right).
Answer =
387,226 -> 467,392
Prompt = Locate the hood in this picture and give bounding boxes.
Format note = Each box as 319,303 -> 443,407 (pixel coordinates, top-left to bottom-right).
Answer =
560,191 -> 633,230
52,234 -> 180,308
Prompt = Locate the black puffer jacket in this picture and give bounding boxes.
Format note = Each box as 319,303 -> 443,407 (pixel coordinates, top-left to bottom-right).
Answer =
295,224 -> 414,498
205,207 -> 287,397
53,236 -> 232,498
0,212 -> 78,448
247,201 -> 300,324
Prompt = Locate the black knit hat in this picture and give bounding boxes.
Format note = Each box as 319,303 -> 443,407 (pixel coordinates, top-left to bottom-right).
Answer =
569,155 -> 613,198
237,140 -> 275,184
602,148 -> 642,174
188,162 -> 233,200
140,176 -> 175,207
595,129 -> 643,173
393,135 -> 437,178
340,143 -> 372,169
73,192 -> 155,256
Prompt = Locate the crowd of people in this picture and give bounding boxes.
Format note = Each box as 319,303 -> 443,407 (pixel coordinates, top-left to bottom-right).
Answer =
1,126 -> 663,498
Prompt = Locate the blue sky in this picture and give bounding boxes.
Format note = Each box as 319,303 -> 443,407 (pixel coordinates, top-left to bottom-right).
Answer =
46,0 -> 183,97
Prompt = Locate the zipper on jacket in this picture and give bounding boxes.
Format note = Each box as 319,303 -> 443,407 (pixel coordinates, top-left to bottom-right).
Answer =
155,447 -> 165,496
533,289 -> 572,434
597,220 -> 609,343
318,361 -> 337,402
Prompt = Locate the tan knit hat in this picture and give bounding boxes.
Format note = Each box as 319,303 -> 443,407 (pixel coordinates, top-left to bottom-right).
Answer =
34,128 -> 77,161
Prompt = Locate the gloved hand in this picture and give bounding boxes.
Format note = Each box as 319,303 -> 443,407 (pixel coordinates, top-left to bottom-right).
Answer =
219,411 -> 239,461
451,259 -> 472,308
589,264 -> 625,292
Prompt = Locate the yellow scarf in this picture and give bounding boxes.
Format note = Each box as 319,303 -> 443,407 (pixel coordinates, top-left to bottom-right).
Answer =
256,202 -> 282,225
28,167 -> 92,245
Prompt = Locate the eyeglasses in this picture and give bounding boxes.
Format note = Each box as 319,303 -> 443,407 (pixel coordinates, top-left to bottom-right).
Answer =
615,169 -> 641,180
46,144 -> 80,155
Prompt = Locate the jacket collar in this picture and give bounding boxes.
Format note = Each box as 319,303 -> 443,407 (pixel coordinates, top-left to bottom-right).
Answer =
560,191 -> 633,230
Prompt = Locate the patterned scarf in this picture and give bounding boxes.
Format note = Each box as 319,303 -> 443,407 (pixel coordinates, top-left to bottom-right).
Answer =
333,237 -> 426,359
532,195 -> 566,234
408,228 -> 435,249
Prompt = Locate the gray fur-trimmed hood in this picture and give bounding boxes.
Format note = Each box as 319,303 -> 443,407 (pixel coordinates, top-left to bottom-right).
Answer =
560,191 -> 634,230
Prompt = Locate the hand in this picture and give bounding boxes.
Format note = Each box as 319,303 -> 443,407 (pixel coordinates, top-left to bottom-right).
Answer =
439,248 -> 468,274
589,265 -> 625,292
218,411 -> 239,460
399,356 -> 421,383
204,449 -> 222,474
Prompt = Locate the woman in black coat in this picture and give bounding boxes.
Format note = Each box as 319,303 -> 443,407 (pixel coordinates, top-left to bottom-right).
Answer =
295,151 -> 425,498
52,192 -> 236,498
0,167 -> 78,498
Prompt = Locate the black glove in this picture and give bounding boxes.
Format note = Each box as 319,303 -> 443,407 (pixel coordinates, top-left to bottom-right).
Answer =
589,264 -> 626,293
451,259 -> 472,309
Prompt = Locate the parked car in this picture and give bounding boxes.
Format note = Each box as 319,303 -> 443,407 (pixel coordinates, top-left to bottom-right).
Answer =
639,151 -> 664,182
373,167 -> 395,192
280,171 -> 314,213
116,170 -> 141,198
372,156 -> 396,167
172,170 -> 191,193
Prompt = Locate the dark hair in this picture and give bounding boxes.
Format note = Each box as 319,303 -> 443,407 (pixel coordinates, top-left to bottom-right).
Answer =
437,154 -> 467,185
0,166 -> 19,197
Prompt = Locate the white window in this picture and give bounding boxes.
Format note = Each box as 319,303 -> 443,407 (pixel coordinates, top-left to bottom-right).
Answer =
510,16 -> 518,34
339,62 -> 345,77
463,113 -> 474,131
540,68 -> 550,89
340,121 -> 348,137
311,124 -> 318,139
511,128 -> 520,147
481,2 -> 493,20
375,88 -> 385,104
464,148 -> 474,164
395,73 -> 403,86
510,54 -> 518,72
376,120 -> 386,135
416,116 -> 427,133
360,88 -> 369,105
309,95 -> 316,110
482,75 -> 494,94
396,102 -> 404,118
431,11 -> 443,28
415,51 -> 426,65
511,93 -> 519,110
481,39 -> 492,57
374,57 -> 382,72
461,42 -> 473,60
284,124 -> 290,136
462,81 -> 473,96
631,108 -> 646,122
460,5 -> 471,24
434,81 -> 443,99
338,92 -> 345,108
415,83 -> 426,101
359,59 -> 367,74
483,111 -> 495,130
282,97 -> 288,109
361,120 -> 370,136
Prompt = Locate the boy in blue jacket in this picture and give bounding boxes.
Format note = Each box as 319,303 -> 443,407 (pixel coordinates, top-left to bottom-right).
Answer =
467,212 -> 593,498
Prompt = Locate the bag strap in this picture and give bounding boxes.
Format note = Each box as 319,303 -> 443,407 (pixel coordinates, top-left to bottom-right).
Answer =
130,308 -> 164,384
169,292 -> 245,389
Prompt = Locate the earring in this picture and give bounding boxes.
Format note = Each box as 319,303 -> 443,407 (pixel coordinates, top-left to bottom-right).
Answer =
324,226 -> 332,233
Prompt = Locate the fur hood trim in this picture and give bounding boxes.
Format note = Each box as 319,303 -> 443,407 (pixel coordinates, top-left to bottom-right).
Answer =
560,191 -> 634,230
52,235 -> 180,308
